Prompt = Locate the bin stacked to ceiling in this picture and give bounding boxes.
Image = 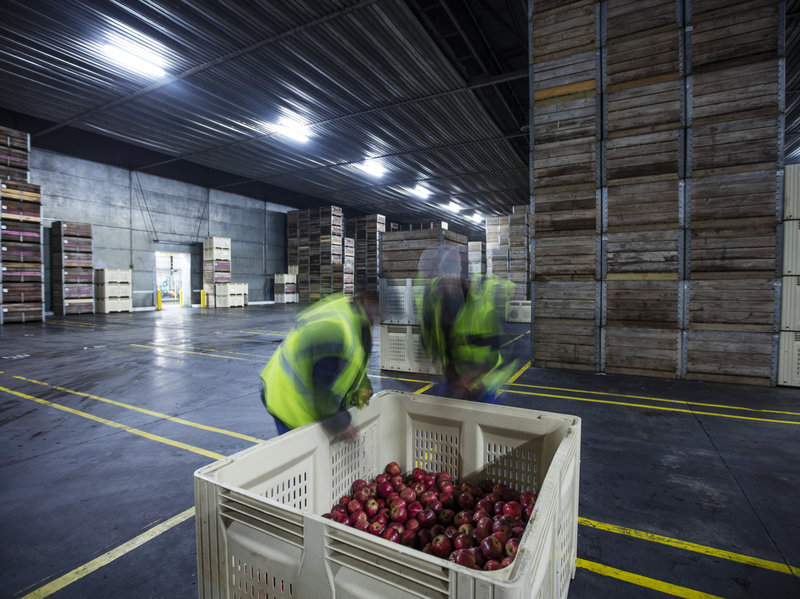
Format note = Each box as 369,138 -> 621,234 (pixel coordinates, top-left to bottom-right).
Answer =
203,236 -> 231,308
780,165 -> 800,386
319,206 -> 344,299
1,181 -> 44,323
51,221 -> 94,315
529,0 -> 783,385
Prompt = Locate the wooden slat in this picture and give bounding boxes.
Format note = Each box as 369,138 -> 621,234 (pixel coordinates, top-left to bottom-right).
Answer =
606,280 -> 679,326
534,187 -> 596,233
607,78 -> 682,136
606,28 -> 680,84
533,138 -> 596,187
692,115 -> 779,172
532,0 -> 595,63
689,278 -> 776,331
533,95 -> 596,144
693,60 -> 779,122
690,168 -> 777,221
2,283 -> 42,303
534,318 -> 597,370
606,0 -> 677,38
690,221 -> 776,274
1,221 -> 41,243
685,330 -> 773,385
0,241 -> 42,263
606,130 -> 680,182
535,234 -> 596,275
607,180 -> 679,229
606,229 -> 680,273
605,327 -> 678,376
535,280 -> 597,320
533,50 -> 595,92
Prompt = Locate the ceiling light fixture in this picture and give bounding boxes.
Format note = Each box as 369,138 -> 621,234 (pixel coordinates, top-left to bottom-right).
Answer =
409,185 -> 431,199
356,159 -> 386,178
274,115 -> 311,143
470,212 -> 484,224
102,41 -> 166,78
445,201 -> 461,213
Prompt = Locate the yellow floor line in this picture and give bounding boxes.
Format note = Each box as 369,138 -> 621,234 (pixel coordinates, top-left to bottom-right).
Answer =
239,329 -> 291,335
501,329 -> 530,348
576,558 -> 724,599
0,386 -> 225,460
507,361 -> 530,384
414,383 -> 434,394
504,387 -> 800,426
21,507 -> 195,599
145,341 -> 269,360
130,343 -> 252,361
11,375 -> 266,444
580,517 -> 800,577
508,381 -> 800,417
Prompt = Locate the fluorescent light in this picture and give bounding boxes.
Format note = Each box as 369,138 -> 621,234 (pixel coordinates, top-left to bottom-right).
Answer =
409,185 -> 431,199
356,159 -> 385,178
275,116 -> 310,143
470,212 -> 484,223
445,201 -> 461,213
102,43 -> 165,78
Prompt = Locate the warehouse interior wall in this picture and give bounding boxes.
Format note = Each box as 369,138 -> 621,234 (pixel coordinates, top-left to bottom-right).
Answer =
29,148 -> 290,306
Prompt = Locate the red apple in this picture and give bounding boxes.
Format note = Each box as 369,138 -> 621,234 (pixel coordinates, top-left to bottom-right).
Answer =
426,497 -> 443,513
377,481 -> 394,498
501,556 -> 514,568
457,522 -> 474,535
424,473 -> 437,488
453,510 -> 474,527
354,486 -> 371,504
411,468 -> 426,483
457,492 -> 475,511
399,487 -> 416,503
368,521 -> 386,536
480,535 -> 504,561
484,560 -> 502,571
418,508 -> 437,528
347,499 -> 363,515
354,519 -> 370,532
505,537 -> 520,558
437,508 -> 455,526
407,501 -> 424,520
351,479 -> 368,493
400,529 -> 417,546
390,503 -> 408,523
405,518 -> 420,532
454,533 -> 474,550
444,525 -> 459,540
493,501 -> 506,516
385,462 -> 402,476
416,528 -> 434,548
339,495 -> 352,506
503,501 -> 522,519
431,534 -> 452,558
382,527 -> 400,543
449,548 -> 477,569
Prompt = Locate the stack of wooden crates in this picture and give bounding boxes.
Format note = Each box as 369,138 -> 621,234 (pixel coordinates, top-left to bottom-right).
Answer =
51,221 -> 94,315
378,227 -> 467,375
1,180 -> 44,323
344,237 -> 355,296
95,269 -> 132,313
274,274 -> 298,303
529,0 -> 784,385
347,214 -> 385,302
0,126 -> 29,184
203,236 -> 230,308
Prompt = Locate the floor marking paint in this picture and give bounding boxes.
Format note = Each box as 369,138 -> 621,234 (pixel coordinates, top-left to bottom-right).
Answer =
576,558 -> 724,598
0,386 -> 226,460
501,329 -> 530,348
130,343 -> 252,361
20,507 -> 195,599
44,319 -> 99,329
508,381 -> 800,417
414,383 -> 435,394
507,361 -> 530,384
580,517 -> 800,577
11,375 -> 266,444
239,329 -> 291,336
146,340 -> 270,360
504,387 -> 800,426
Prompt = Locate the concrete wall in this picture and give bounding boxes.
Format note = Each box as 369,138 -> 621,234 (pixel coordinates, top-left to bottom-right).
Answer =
30,148 -> 290,307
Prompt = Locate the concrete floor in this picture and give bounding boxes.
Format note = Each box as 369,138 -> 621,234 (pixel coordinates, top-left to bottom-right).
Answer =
0,304 -> 798,598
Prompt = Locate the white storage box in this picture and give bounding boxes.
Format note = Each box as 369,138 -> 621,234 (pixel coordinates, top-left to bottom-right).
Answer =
96,297 -> 132,313
379,278 -> 427,325
778,331 -> 800,387
194,391 -> 581,599
94,282 -> 131,299
786,163 -> 800,220
380,324 -> 442,375
506,300 -> 531,323
782,276 -> 800,331
94,268 -> 131,284
784,220 -> 800,275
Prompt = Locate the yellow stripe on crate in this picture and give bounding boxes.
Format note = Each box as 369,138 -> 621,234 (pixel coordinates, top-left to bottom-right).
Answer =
503,388 -> 800,426
20,507 -> 195,599
580,518 -> 800,577
12,376 -> 266,444
576,558 -> 724,599
0,386 -> 225,460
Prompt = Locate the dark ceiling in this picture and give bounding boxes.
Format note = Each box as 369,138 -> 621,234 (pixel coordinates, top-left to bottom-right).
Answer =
0,0 -> 530,239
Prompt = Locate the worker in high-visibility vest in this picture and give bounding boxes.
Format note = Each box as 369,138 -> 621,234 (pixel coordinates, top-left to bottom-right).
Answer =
417,247 -> 519,402
260,293 -> 375,441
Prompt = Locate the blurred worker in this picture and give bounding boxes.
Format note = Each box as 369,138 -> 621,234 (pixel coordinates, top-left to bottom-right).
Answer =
417,247 -> 519,402
260,293 -> 375,441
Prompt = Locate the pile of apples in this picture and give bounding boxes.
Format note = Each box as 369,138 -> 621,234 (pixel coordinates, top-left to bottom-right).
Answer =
322,462 -> 537,571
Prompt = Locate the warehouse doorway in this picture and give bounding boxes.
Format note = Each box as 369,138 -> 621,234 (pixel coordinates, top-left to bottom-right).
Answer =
155,252 -> 191,308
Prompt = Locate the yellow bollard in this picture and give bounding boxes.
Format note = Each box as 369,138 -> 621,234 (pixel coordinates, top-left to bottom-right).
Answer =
156,290 -> 162,311
179,290 -> 183,307
200,289 -> 205,308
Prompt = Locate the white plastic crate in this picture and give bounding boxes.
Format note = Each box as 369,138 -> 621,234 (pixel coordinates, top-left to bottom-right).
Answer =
785,220 -> 800,275
203,246 -> 231,261
778,331 -> 800,387
782,276 -> 800,331
95,297 -> 131,313
194,392 -> 581,599
204,236 -> 231,250
379,278 -> 427,325
94,268 -> 131,284
380,324 -> 442,375
506,300 -> 531,323
94,282 -> 131,299
275,274 -> 297,285
786,164 -> 800,220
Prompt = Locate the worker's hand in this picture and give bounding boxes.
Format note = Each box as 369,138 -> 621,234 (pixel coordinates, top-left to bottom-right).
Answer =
356,387 -> 372,408
335,424 -> 359,444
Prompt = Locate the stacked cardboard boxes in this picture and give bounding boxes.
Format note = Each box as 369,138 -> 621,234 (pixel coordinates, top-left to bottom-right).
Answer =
203,236 -> 231,307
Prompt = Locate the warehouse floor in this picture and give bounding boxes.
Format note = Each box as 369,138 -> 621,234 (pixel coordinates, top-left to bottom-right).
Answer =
0,305 -> 798,599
